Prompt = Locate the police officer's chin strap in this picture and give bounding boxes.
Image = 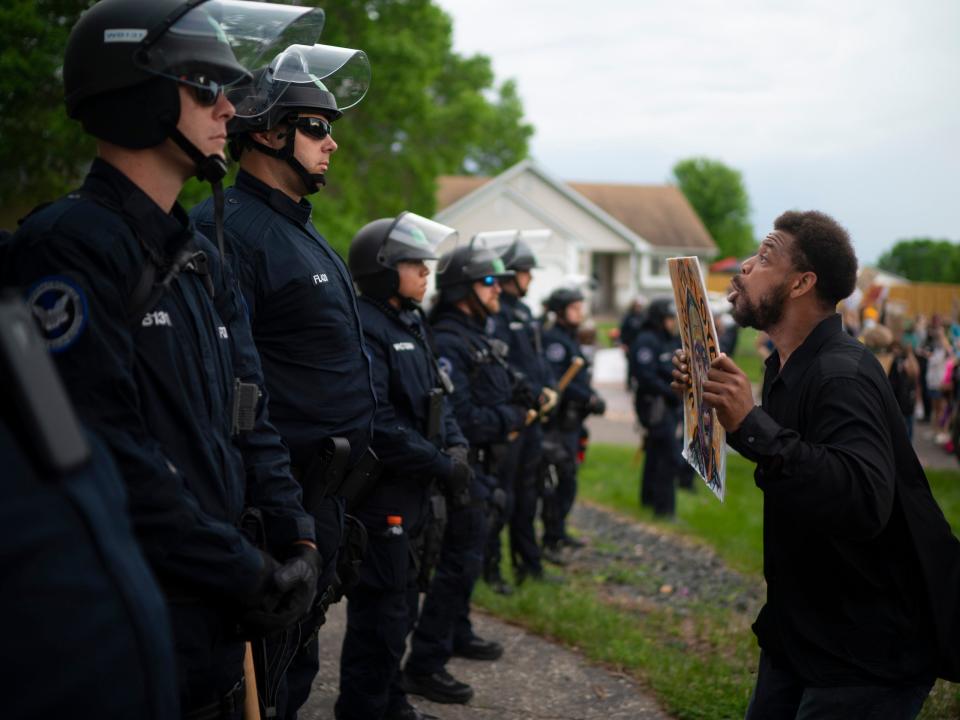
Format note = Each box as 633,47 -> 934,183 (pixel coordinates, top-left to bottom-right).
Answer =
169,128 -> 228,262
467,287 -> 492,320
248,127 -> 325,196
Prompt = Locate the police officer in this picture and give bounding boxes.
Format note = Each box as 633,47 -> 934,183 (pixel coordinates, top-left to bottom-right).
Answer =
2,1 -> 325,716
403,242 -> 529,704
541,287 -> 606,561
191,42 -> 376,719
629,297 -> 682,517
343,212 -> 471,720
1,295 -> 177,719
489,233 -> 558,586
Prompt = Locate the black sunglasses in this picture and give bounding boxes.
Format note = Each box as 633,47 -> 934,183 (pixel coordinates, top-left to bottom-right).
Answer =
177,73 -> 226,107
290,115 -> 333,140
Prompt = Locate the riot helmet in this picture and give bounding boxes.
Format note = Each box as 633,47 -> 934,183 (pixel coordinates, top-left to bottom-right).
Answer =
435,236 -> 515,307
63,0 -> 325,182
545,286 -> 585,316
644,297 -> 677,333
349,212 -> 457,303
228,43 -> 370,194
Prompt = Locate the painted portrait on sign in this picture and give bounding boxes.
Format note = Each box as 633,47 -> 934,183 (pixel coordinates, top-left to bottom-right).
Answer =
668,257 -> 726,500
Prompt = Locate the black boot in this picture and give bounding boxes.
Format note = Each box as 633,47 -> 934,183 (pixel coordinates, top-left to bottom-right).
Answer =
402,668 -> 474,704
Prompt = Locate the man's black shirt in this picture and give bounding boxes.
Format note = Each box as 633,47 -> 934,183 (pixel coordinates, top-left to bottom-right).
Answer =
728,314 -> 959,685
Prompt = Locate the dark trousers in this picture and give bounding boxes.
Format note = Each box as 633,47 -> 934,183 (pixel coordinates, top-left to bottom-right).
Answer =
407,503 -> 487,674
484,440 -> 518,578
641,426 -> 680,516
271,497 -> 345,720
336,486 -> 426,720
542,429 -> 580,547
168,603 -> 246,720
335,567 -> 418,719
510,423 -> 544,573
745,651 -> 933,720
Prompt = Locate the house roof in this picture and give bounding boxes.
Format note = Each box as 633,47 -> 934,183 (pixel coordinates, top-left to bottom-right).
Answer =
436,168 -> 716,253
568,182 -> 715,251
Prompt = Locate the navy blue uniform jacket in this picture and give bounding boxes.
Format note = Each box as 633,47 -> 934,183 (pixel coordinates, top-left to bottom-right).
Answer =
3,159 -> 270,599
193,170 -> 375,469
358,297 -> 465,486
432,307 -> 525,499
541,322 -> 591,404
492,292 -> 555,396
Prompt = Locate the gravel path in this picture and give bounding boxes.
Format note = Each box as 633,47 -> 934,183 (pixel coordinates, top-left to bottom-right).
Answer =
565,502 -> 763,616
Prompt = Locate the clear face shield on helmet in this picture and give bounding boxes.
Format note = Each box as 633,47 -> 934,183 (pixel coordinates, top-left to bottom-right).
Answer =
134,0 -> 326,97
229,42 -> 371,120
379,212 -> 459,274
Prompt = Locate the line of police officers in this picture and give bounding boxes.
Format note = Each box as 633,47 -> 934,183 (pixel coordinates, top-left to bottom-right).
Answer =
0,1 -> 611,719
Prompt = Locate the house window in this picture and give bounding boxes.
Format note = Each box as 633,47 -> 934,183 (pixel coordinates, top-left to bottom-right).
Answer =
649,255 -> 664,276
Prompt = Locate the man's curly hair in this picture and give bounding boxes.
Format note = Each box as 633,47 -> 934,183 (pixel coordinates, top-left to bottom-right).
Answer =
774,210 -> 858,307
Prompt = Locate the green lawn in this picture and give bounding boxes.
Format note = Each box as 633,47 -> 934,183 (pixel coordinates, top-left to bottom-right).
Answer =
474,443 -> 960,719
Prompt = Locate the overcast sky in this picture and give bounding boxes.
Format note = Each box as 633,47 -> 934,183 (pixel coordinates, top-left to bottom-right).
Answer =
436,0 -> 959,263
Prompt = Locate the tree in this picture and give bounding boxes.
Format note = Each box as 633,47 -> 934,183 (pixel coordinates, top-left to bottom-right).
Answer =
1,0 -> 534,254
877,238 -> 960,283
671,157 -> 755,259
0,0 -> 95,219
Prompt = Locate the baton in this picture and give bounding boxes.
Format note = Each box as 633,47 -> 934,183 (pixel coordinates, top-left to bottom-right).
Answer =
556,356 -> 585,393
243,642 -> 261,720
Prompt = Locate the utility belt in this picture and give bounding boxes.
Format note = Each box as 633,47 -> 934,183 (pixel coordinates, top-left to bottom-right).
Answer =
183,677 -> 245,720
468,443 -> 508,474
296,437 -> 383,515
410,484 -> 448,592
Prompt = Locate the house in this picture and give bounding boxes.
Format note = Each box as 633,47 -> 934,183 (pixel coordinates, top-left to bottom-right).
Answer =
434,159 -> 716,315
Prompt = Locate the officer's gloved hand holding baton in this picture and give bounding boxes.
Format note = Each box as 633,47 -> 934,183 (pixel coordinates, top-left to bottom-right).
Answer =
443,445 -> 473,508
587,393 -> 607,416
240,545 -> 321,636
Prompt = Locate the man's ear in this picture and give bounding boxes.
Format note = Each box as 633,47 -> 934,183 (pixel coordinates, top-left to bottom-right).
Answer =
250,128 -> 283,149
791,271 -> 818,299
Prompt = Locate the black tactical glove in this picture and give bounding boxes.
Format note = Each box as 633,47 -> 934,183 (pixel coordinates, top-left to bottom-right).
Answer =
587,394 -> 607,416
490,487 -> 507,514
447,444 -> 469,465
511,379 -> 537,409
443,457 -> 473,509
240,545 -> 321,636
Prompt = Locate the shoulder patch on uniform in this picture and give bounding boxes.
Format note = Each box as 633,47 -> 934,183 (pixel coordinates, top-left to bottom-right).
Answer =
26,275 -> 88,353
636,347 -> 654,364
438,356 -> 453,375
546,342 -> 566,363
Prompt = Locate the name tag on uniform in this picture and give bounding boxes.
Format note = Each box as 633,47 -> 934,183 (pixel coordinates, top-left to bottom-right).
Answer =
312,273 -> 329,285
392,342 -> 415,351
509,321 -> 525,331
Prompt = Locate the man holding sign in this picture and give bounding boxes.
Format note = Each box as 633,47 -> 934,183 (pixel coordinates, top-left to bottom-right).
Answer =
672,211 -> 959,719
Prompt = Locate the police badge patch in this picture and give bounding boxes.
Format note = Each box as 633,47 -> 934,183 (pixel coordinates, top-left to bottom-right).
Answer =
26,276 -> 88,352
438,356 -> 453,376
545,342 -> 566,363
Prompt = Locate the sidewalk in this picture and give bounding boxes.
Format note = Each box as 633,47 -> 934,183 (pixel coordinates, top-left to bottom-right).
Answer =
300,602 -> 670,720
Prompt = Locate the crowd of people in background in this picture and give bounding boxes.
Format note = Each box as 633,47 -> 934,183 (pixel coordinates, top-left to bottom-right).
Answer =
846,307 -> 959,455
